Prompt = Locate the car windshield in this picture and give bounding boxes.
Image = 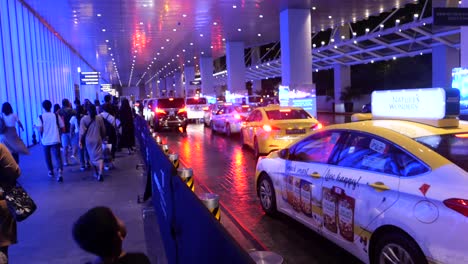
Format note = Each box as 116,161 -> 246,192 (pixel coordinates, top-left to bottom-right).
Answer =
266,109 -> 312,120
235,106 -> 254,113
157,98 -> 185,108
415,133 -> 468,172
186,98 -> 207,105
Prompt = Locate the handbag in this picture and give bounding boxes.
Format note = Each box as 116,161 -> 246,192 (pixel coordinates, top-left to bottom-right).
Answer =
80,120 -> 94,146
4,183 -> 37,222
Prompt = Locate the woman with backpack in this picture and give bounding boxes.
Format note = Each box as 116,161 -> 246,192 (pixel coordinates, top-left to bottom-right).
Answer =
0,102 -> 30,164
79,104 -> 106,182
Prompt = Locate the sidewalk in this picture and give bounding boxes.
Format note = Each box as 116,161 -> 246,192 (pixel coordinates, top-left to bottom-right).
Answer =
7,144 -> 164,264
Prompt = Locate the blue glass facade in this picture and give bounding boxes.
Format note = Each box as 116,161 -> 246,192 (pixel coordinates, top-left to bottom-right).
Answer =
0,0 -> 95,146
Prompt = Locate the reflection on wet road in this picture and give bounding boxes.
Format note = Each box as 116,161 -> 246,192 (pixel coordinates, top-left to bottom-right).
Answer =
158,114 -> 361,264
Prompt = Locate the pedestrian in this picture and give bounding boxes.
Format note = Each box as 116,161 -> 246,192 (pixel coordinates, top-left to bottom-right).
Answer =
58,99 -> 76,166
34,100 -> 64,182
102,94 -> 116,116
72,206 -> 151,264
0,143 -> 21,263
79,104 -> 106,182
53,103 -> 61,115
100,104 -> 119,170
74,99 -> 91,170
0,102 -> 30,164
118,98 -> 135,155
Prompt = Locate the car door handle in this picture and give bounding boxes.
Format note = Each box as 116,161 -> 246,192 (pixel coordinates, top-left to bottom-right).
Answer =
310,172 -> 321,178
369,182 -> 390,192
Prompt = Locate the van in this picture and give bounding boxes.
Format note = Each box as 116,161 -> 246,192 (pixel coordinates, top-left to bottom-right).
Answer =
185,97 -> 209,121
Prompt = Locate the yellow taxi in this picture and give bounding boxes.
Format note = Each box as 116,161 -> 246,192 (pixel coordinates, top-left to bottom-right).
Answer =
255,88 -> 468,264
240,105 -> 322,158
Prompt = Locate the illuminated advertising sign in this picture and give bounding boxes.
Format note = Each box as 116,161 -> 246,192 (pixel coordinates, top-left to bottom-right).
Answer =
452,67 -> 468,114
372,88 -> 460,119
278,85 -> 289,107
80,72 -> 100,85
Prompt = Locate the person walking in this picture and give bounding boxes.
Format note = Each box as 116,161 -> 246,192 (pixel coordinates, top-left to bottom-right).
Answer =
34,100 -> 64,182
118,98 -> 135,155
100,104 -> 119,170
0,102 -> 30,164
79,104 -> 106,182
58,99 -> 76,166
0,143 -> 21,263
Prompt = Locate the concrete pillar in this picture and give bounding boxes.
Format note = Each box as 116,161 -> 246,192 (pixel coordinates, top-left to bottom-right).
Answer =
174,72 -> 183,97
226,41 -> 246,95
280,9 -> 312,88
159,78 -> 166,97
165,76 -> 174,97
432,45 -> 460,88
184,66 -> 195,97
462,1 -> 468,67
200,56 -> 215,96
333,65 -> 351,112
251,47 -> 262,92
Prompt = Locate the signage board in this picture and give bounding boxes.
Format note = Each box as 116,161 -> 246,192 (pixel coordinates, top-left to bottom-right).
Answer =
372,88 -> 451,119
189,80 -> 202,85
433,8 -> 468,26
80,71 -> 100,85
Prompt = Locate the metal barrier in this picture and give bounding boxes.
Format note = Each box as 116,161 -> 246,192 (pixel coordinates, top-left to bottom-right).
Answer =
135,117 -> 254,264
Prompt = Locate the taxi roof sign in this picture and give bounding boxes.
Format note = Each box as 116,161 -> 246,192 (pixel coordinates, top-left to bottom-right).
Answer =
372,88 -> 460,120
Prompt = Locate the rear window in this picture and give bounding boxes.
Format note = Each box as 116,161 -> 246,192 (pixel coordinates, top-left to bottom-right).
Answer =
265,109 -> 312,120
415,133 -> 468,172
186,98 -> 207,105
157,98 -> 185,108
235,106 -> 254,113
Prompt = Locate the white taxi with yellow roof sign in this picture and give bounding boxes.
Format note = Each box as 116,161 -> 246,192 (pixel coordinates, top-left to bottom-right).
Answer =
255,88 -> 468,264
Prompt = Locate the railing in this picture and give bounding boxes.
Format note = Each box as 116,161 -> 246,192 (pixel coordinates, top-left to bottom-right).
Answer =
134,116 -> 254,264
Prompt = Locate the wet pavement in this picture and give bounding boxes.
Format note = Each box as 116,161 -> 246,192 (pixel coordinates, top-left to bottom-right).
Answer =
158,112 -> 362,264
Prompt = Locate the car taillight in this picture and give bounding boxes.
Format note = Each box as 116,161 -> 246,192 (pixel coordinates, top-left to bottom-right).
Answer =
444,198 -> 468,217
155,108 -> 166,114
263,124 -> 280,132
312,122 -> 323,130
234,114 -> 241,119
178,107 -> 187,114
203,106 -> 209,111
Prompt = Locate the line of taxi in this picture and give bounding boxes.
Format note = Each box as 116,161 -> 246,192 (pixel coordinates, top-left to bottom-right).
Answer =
254,88 -> 468,264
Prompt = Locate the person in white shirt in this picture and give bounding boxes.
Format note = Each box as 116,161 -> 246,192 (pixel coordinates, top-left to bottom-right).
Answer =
34,100 -> 65,182
0,102 -> 30,164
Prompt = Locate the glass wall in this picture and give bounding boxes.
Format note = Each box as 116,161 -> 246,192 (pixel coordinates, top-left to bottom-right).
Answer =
0,0 -> 95,146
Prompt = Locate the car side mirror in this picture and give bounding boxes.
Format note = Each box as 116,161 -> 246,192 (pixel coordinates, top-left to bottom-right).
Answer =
278,148 -> 290,160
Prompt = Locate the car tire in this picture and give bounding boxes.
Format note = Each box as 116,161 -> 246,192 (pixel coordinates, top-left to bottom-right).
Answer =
225,123 -> 231,137
254,137 -> 260,159
258,174 -> 277,216
210,121 -> 216,133
372,231 -> 427,264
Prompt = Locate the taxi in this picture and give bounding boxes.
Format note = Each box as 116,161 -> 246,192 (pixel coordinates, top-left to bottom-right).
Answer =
211,104 -> 255,136
254,88 -> 468,264
241,105 -> 321,158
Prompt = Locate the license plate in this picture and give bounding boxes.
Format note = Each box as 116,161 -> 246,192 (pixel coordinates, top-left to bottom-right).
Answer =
169,111 -> 175,115
286,128 -> 306,135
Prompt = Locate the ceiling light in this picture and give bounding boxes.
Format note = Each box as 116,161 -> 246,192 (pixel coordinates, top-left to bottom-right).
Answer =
176,54 -> 180,57
312,44 -> 316,48
108,47 -> 111,50
74,21 -> 78,24
161,46 -> 164,49
102,28 -> 106,32
393,56 -> 397,60
173,28 -> 177,32
267,63 -> 270,66
210,45 -> 213,49
73,14 -> 77,17
213,22 -> 218,25
110,53 -> 113,56
237,28 -> 242,31
193,56 -> 197,59
183,49 -> 186,52
222,38 -> 226,41
190,42 -> 193,45
257,33 -> 261,37
172,59 -> 175,61
259,15 -> 263,18
328,15 -> 332,19
97,13 -> 101,17
73,10 -> 76,13
154,57 -> 157,60
182,14 -> 187,17
371,60 -> 374,63
157,52 -> 160,55
140,22 -> 144,25
232,5 -> 237,8
105,40 -> 109,43
200,34 -> 204,37
188,60 -> 191,63
312,7 -> 316,10
166,38 -> 170,42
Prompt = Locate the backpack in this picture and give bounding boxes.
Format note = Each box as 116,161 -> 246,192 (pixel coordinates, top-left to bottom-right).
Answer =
102,114 -> 117,144
59,108 -> 75,133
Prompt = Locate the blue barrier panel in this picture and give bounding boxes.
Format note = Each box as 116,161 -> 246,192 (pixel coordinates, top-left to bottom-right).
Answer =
134,116 -> 254,264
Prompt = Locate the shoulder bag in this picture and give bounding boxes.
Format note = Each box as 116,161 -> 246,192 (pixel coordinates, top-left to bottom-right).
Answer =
80,119 -> 94,146
3,183 -> 37,222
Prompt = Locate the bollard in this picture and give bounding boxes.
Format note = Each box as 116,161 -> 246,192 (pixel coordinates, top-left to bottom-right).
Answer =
149,128 -> 154,133
168,153 -> 179,169
155,135 -> 162,145
161,144 -> 169,155
177,167 -> 194,192
199,193 -> 220,221
152,132 -> 157,138
249,251 -> 283,264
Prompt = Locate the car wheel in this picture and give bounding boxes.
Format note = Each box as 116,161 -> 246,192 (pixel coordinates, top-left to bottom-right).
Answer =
254,137 -> 260,159
210,121 -> 216,133
258,174 -> 277,216
372,232 -> 427,264
225,123 -> 231,137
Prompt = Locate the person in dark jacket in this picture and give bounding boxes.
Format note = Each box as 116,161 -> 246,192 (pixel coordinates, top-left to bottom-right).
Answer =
58,99 -> 76,166
0,143 -> 21,262
72,206 -> 150,264
118,99 -> 135,155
